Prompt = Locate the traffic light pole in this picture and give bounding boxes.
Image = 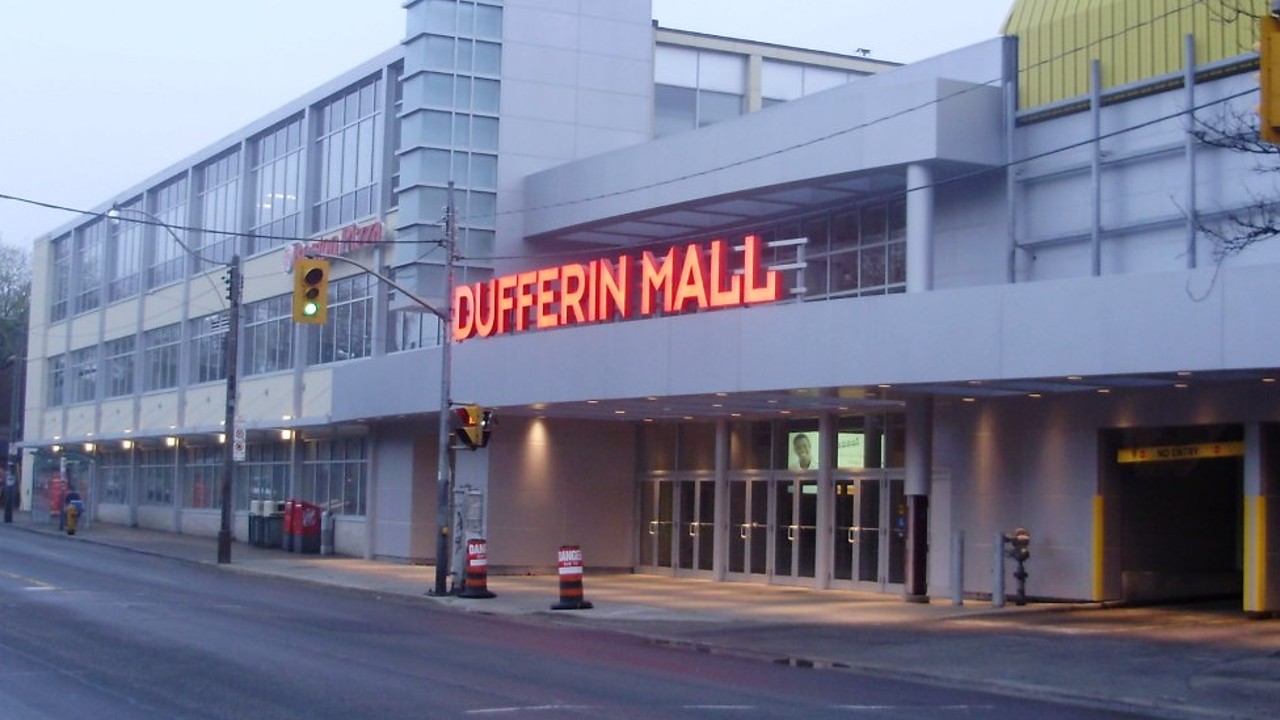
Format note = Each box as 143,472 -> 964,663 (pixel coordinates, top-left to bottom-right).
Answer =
303,182 -> 458,595
433,183 -> 458,596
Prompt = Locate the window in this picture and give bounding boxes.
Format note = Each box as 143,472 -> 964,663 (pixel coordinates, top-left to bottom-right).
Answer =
50,235 -> 70,322
243,296 -> 293,376
183,446 -> 222,510
46,354 -> 65,407
138,448 -> 175,506
301,438 -> 367,515
150,176 -> 189,289
751,200 -> 908,301
237,443 -> 290,511
315,78 -> 382,232
250,118 -> 304,254
109,200 -> 143,302
189,312 -> 228,384
74,220 -> 106,315
308,274 -> 374,365
103,336 -> 135,398
655,84 -> 697,137
68,346 -> 99,404
654,47 -> 745,138
761,60 -> 862,105
390,310 -> 443,353
197,151 -> 241,270
144,324 -> 181,392
98,450 -> 131,505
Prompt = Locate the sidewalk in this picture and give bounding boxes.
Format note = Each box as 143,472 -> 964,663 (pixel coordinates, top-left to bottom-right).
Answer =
5,515 -> 1278,720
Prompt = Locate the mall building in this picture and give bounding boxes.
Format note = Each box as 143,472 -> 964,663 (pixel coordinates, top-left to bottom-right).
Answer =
21,0 -> 1280,614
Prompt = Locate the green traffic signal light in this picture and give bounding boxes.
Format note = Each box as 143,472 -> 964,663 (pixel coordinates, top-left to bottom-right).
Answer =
292,258 -> 330,324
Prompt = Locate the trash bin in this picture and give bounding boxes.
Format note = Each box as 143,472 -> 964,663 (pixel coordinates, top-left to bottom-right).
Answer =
248,500 -> 263,547
296,501 -> 322,554
263,511 -> 284,548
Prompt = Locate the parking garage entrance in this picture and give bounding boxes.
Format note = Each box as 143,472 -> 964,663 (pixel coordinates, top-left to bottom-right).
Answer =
1102,425 -> 1244,604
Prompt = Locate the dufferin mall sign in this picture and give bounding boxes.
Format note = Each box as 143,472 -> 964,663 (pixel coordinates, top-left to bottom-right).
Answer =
453,236 -> 784,341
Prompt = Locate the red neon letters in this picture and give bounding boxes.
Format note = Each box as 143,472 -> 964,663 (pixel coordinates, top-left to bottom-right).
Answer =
454,235 -> 781,341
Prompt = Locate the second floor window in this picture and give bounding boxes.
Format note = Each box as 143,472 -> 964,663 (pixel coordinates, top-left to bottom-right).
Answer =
243,296 -> 293,376
189,313 -> 228,385
103,336 -> 135,398
144,324 -> 181,392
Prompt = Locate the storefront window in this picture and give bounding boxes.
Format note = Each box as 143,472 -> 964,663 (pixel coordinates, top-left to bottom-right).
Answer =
728,421 -> 772,470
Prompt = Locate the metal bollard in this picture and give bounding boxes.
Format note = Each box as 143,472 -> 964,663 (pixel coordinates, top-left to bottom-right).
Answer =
320,510 -> 334,556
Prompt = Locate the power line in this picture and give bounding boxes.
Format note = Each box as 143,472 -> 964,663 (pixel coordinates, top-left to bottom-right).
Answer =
0,0 -> 1251,266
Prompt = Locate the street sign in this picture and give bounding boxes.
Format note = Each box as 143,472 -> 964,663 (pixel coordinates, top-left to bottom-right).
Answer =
232,427 -> 246,462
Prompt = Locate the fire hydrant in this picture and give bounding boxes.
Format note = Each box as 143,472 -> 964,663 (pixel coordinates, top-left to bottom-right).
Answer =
65,502 -> 80,535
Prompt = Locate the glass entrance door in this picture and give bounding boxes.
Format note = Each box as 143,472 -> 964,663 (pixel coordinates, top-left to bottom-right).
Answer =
773,478 -> 818,583
638,479 -> 674,570
727,477 -> 769,578
832,473 -> 906,592
675,476 -> 715,574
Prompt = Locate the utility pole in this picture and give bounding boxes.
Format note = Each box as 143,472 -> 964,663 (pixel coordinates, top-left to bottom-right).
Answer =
5,326 -> 23,524
217,255 -> 241,564
433,182 -> 458,596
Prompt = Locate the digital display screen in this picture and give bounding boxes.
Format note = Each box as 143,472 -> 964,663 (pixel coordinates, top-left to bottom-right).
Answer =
788,431 -> 867,470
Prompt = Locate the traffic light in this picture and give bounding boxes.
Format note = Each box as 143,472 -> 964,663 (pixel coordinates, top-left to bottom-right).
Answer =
1007,527 -> 1031,563
292,257 -> 330,324
453,405 -> 493,450
1260,11 -> 1280,145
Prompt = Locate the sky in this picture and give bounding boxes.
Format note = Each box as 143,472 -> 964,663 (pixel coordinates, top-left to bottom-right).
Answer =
0,0 -> 1014,249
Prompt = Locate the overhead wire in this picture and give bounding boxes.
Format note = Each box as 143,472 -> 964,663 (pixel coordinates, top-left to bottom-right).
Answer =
3,0 -> 1256,289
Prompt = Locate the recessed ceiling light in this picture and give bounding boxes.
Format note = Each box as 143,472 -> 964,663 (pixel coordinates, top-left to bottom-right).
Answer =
1176,371 -> 1192,377
779,410 -> 792,415
878,384 -> 892,389
586,400 -> 599,404
1028,393 -> 1042,399
712,403 -> 723,408
614,410 -> 626,415
968,380 -> 982,386
1067,375 -> 1083,381
1097,388 -> 1111,394
715,392 -> 728,397
1174,382 -> 1189,389
1264,378 -> 1277,384
730,413 -> 742,418
962,397 -> 976,403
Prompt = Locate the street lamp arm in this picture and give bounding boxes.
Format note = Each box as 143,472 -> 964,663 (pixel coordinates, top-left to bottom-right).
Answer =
108,206 -> 225,268
303,250 -> 449,324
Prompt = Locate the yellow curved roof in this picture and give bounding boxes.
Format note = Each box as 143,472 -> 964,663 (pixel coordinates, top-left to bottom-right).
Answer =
1003,0 -> 1264,109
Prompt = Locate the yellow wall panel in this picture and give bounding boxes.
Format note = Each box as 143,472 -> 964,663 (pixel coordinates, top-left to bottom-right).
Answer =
1004,0 -> 1265,109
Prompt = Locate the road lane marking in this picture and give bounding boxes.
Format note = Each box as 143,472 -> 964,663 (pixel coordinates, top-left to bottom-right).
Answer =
0,569 -> 57,589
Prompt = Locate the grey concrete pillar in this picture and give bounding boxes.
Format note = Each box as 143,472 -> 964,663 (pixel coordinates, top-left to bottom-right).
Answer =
904,396 -> 933,602
906,163 -> 934,293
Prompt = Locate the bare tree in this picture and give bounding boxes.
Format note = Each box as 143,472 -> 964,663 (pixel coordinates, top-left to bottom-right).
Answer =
1191,106 -> 1280,260
0,244 -> 31,362
1188,2 -> 1280,259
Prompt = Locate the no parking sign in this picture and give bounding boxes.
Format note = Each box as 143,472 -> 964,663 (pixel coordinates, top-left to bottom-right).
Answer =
232,427 -> 246,462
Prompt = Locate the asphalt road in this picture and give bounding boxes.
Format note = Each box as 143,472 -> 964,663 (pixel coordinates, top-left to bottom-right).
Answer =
0,531 -> 1157,719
